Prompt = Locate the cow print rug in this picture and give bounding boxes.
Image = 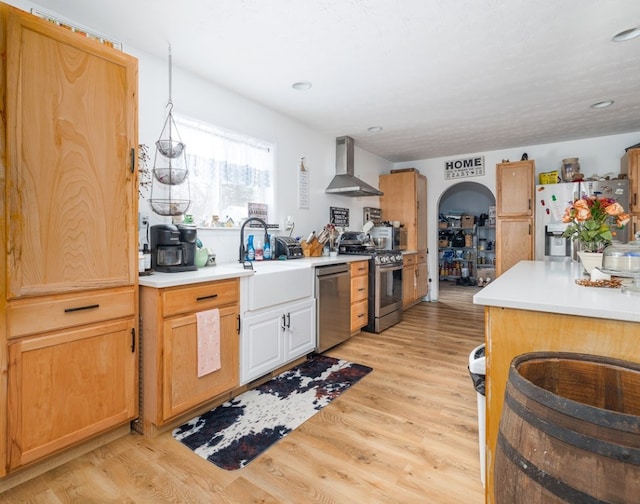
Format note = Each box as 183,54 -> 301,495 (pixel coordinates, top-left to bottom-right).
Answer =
172,354 -> 373,470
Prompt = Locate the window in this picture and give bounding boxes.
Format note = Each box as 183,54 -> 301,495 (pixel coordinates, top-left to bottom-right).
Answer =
174,115 -> 275,227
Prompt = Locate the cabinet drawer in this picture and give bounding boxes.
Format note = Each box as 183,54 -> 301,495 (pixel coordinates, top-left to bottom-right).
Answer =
350,261 -> 369,277
351,275 -> 368,302
350,299 -> 368,332
7,287 -> 136,339
403,253 -> 417,266
162,279 -> 239,317
417,251 -> 427,263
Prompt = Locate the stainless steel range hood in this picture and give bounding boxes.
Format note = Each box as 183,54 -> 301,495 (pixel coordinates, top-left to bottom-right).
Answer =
325,136 -> 383,197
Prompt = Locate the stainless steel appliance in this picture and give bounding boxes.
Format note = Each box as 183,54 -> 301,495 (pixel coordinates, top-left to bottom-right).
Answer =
535,179 -> 630,261
325,136 -> 383,197
338,231 -> 403,333
274,236 -> 304,259
150,224 -> 198,272
315,263 -> 351,352
366,251 -> 404,333
370,225 -> 407,250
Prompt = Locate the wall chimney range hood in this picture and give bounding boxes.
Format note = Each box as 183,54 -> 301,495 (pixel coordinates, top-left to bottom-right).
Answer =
325,136 -> 383,197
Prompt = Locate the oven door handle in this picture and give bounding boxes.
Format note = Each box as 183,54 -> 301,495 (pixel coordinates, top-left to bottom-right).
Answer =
377,264 -> 403,273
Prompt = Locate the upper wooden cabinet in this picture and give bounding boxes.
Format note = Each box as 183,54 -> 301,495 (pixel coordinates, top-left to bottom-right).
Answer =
379,170 -> 428,252
4,5 -> 139,299
495,161 -> 535,277
496,161 -> 534,217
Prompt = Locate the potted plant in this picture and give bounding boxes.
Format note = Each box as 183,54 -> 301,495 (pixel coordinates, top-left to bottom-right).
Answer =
561,195 -> 630,272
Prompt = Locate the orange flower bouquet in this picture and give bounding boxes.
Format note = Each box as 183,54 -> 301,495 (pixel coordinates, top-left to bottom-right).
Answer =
561,196 -> 630,252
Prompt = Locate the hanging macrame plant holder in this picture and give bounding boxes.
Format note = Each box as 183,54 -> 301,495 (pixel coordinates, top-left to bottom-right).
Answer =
149,46 -> 192,216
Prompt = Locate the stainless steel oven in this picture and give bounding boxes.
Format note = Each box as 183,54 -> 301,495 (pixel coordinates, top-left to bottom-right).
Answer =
337,232 -> 403,334
365,251 -> 404,333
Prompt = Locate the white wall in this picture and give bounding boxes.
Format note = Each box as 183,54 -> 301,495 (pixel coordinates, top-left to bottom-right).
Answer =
394,131 -> 640,301
134,47 -> 392,263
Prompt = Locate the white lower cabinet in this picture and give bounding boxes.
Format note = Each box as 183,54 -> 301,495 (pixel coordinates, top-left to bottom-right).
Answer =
241,297 -> 315,384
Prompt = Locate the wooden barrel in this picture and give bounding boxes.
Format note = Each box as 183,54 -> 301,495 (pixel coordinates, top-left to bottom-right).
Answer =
495,352 -> 640,504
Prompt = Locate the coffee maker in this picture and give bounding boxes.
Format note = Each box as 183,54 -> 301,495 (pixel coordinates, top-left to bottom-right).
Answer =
150,224 -> 198,272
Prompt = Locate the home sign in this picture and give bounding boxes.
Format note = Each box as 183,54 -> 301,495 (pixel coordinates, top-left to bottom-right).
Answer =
444,156 -> 485,180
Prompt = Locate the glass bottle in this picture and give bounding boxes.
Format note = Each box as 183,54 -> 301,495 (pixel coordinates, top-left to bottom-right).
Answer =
247,235 -> 255,261
264,234 -> 272,260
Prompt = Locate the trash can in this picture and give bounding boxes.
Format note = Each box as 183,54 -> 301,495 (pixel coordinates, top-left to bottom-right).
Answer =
468,343 -> 486,487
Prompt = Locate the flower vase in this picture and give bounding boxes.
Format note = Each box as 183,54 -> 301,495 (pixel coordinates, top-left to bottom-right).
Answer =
577,250 -> 603,274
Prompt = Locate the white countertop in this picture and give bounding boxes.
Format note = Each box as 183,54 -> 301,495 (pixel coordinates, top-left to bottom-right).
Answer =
473,260 -> 640,323
138,255 -> 370,289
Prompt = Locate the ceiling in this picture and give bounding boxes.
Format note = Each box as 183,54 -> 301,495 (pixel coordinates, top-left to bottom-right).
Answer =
36,0 -> 640,162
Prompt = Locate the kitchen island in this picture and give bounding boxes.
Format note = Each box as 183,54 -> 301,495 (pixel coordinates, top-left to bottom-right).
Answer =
473,260 -> 640,504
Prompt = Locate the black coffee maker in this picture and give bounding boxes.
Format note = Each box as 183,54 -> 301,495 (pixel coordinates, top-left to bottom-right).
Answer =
150,224 -> 198,272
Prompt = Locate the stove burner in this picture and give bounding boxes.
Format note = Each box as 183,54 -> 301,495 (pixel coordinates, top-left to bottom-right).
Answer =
338,244 -> 376,255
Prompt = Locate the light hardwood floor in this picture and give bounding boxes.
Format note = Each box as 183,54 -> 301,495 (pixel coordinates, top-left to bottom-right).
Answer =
2,281 -> 486,503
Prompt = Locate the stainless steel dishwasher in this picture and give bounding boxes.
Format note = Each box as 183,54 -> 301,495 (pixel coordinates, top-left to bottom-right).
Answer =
315,263 -> 351,353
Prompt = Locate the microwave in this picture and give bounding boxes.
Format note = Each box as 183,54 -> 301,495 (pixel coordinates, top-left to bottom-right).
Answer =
371,225 -> 407,250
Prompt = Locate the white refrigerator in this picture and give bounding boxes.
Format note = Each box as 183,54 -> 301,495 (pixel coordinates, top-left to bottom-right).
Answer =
534,179 -> 630,260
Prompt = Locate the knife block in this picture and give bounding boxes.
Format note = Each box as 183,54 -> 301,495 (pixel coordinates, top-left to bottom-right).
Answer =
300,237 -> 324,257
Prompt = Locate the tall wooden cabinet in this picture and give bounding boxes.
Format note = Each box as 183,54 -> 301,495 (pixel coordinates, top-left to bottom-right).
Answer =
0,3 -> 138,475
495,161 -> 535,276
625,148 -> 639,238
379,170 -> 428,306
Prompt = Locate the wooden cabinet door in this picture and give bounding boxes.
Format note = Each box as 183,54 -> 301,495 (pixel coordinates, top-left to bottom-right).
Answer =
496,218 -> 534,276
402,264 -> 417,308
628,148 -> 639,215
416,261 -> 429,299
7,319 -> 137,470
496,161 -> 534,217
416,174 -> 428,251
284,298 -> 316,360
5,9 -> 138,298
350,260 -> 369,333
162,305 -> 239,420
380,172 -> 416,250
241,308 -> 285,384
350,275 -> 368,333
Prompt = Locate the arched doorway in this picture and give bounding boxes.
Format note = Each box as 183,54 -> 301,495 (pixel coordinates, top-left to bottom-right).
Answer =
436,181 -> 495,294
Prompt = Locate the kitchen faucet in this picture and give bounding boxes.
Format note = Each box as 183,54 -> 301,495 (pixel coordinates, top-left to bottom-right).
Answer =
239,217 -> 270,262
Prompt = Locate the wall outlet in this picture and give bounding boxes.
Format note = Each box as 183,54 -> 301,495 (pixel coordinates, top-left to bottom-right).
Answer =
284,216 -> 294,231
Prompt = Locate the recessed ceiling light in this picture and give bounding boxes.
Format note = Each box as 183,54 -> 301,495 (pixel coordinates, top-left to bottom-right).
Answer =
612,26 -> 640,42
367,126 -> 383,133
292,81 -> 312,91
590,100 -> 614,109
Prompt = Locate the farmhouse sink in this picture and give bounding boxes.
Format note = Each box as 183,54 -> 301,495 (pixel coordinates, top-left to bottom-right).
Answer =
244,260 -> 313,311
